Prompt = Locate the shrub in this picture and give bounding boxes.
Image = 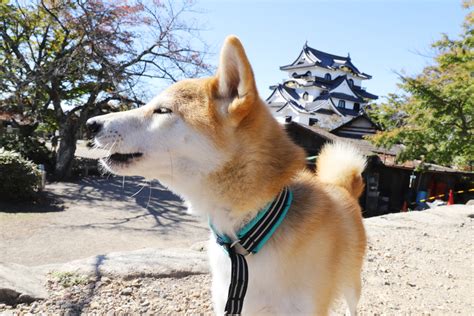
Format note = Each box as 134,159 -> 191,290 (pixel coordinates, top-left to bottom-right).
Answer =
0,133 -> 54,172
0,149 -> 41,201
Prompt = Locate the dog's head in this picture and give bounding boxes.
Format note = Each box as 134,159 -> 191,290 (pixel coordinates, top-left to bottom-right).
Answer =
88,36 -> 305,210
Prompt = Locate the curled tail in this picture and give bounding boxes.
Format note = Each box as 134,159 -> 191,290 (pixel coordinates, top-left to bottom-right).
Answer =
316,142 -> 366,199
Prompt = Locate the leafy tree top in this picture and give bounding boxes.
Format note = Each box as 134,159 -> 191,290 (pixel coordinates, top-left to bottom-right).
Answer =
367,2 -> 473,169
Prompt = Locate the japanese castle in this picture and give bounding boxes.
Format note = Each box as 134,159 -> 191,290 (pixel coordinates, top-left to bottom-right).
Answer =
266,42 -> 379,138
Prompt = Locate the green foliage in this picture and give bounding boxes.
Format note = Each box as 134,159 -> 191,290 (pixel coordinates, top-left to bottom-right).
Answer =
0,133 -> 53,168
367,6 -> 473,168
50,271 -> 89,288
0,149 -> 41,201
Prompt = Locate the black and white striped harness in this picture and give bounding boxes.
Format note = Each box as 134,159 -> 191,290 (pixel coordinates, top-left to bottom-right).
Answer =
210,187 -> 293,315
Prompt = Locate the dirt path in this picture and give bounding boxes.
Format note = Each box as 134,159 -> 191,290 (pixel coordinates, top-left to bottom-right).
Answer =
0,176 -> 208,266
2,205 -> 472,315
353,205 -> 473,315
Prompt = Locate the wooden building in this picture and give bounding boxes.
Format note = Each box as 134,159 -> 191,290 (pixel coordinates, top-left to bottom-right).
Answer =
285,121 -> 474,217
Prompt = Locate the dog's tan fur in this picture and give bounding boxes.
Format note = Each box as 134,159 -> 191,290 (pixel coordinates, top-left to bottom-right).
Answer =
159,37 -> 366,315
90,35 -> 366,315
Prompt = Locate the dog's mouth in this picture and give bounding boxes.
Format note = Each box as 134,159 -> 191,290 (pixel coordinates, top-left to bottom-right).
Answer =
105,152 -> 143,165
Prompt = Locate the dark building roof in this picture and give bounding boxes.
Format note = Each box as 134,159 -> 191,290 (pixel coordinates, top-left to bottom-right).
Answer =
330,92 -> 364,103
275,75 -> 378,101
334,107 -> 361,116
266,84 -> 308,112
352,87 -> 378,100
330,113 -> 380,138
280,43 -> 372,79
286,121 -> 398,157
280,85 -> 300,101
314,94 -> 330,101
267,82 -> 371,117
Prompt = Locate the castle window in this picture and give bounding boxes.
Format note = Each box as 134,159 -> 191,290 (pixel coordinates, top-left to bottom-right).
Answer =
324,73 -> 331,81
338,100 -> 346,108
309,118 -> 318,126
348,79 -> 354,86
303,92 -> 309,101
354,103 -> 360,111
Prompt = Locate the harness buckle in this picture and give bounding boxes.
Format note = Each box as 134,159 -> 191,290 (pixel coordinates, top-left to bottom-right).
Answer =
229,239 -> 251,256
229,239 -> 241,248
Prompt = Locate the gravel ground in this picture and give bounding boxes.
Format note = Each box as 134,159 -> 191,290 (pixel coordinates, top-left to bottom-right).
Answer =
1,205 -> 472,315
0,274 -> 212,315
353,205 -> 473,315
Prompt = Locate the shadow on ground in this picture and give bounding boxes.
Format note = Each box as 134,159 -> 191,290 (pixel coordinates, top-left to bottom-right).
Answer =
0,192 -> 65,213
51,175 -> 198,234
0,175 -> 207,266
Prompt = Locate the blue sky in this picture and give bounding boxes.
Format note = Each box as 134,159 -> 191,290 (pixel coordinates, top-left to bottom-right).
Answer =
192,0 -> 466,102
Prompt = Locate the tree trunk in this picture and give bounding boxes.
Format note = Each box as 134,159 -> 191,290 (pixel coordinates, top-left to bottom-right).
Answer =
54,117 -> 79,180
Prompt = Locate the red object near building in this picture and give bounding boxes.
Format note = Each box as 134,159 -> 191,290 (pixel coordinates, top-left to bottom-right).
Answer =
401,201 -> 408,212
447,189 -> 454,205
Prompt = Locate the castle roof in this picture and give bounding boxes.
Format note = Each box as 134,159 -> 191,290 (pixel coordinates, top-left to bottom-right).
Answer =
269,75 -> 378,102
280,43 -> 372,79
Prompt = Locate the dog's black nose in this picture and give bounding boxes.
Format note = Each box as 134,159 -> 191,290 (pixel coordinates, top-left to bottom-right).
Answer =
86,119 -> 102,136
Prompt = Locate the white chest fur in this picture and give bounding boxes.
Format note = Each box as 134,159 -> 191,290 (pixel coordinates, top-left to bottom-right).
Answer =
207,236 -> 315,315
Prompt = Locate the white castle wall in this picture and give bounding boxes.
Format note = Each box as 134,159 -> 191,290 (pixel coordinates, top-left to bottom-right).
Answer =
283,66 -> 363,86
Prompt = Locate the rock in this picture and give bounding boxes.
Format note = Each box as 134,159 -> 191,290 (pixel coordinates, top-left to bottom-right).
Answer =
120,287 -> 133,296
17,293 -> 38,304
190,241 -> 208,252
36,248 -> 209,279
131,279 -> 142,287
0,263 -> 48,305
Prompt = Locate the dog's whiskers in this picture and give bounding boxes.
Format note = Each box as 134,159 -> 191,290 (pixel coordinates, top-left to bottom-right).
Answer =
146,180 -> 153,209
130,183 -> 147,198
95,140 -> 118,177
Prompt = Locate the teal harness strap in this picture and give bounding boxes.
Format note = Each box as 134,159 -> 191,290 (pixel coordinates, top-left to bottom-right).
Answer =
209,187 -> 293,254
247,189 -> 292,253
209,187 -> 293,315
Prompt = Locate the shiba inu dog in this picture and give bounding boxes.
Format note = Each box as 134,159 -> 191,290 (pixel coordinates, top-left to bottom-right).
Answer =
87,36 -> 367,316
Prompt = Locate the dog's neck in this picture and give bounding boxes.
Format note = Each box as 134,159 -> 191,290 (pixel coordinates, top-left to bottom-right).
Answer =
159,126 -> 306,238
159,167 -> 269,239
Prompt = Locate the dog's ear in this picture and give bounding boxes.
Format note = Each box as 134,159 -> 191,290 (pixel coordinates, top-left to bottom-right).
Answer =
216,35 -> 258,124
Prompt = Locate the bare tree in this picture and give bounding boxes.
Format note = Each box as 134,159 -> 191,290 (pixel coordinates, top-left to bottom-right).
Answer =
0,0 -> 211,179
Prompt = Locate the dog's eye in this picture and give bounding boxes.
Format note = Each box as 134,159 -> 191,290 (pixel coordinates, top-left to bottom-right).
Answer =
153,107 -> 172,114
